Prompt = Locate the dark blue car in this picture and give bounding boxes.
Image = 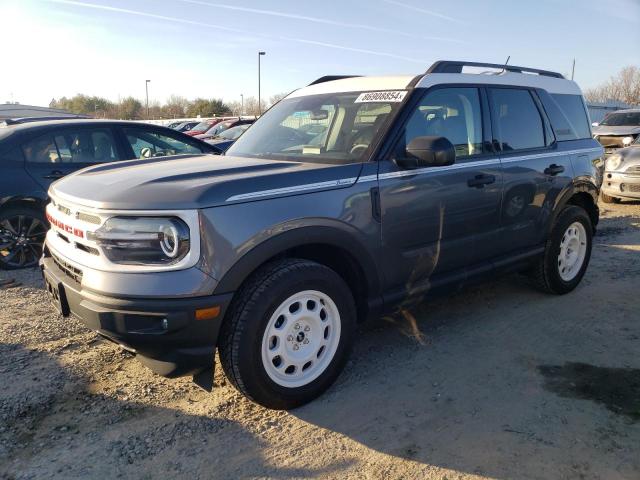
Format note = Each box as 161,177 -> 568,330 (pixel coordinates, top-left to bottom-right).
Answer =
0,118 -> 219,269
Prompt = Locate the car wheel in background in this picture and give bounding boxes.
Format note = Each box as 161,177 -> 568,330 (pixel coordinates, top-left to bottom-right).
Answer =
219,258 -> 356,410
0,206 -> 48,270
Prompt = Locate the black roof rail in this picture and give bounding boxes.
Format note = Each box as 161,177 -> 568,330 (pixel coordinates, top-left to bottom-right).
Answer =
308,75 -> 361,86
1,115 -> 90,125
426,61 -> 564,79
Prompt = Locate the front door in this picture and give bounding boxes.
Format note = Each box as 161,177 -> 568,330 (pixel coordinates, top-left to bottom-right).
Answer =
378,87 -> 503,300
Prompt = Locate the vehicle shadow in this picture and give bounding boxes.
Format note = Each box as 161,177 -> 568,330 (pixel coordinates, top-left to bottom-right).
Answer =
293,214 -> 640,479
0,343 -> 352,479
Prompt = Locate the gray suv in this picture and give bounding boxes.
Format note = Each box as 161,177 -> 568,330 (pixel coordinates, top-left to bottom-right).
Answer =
41,61 -> 604,409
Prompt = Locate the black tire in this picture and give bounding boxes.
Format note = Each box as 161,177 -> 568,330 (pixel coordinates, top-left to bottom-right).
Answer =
530,205 -> 592,294
601,192 -> 619,204
218,258 -> 356,410
0,205 -> 48,270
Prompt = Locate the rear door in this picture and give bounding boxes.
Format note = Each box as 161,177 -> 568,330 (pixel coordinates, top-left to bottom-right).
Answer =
23,126 -> 122,190
378,86 -> 504,295
487,87 -> 572,252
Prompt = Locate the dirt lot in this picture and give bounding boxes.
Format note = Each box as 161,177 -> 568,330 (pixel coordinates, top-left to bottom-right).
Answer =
1,200 -> 639,480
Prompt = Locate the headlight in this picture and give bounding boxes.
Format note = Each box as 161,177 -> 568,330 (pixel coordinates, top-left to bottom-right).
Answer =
88,216 -> 190,265
606,154 -> 622,171
622,136 -> 634,146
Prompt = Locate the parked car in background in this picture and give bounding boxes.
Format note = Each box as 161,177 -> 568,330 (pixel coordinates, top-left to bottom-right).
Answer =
204,124 -> 251,153
601,134 -> 640,203
592,108 -> 640,154
184,118 -> 231,136
195,118 -> 255,141
0,119 -> 219,269
174,121 -> 200,132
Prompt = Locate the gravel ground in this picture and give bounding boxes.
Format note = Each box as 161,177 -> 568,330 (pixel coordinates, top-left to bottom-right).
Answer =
1,200 -> 639,480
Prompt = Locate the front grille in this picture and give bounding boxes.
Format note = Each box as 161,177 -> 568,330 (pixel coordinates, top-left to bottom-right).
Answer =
51,252 -> 83,283
625,165 -> 640,176
76,211 -> 101,225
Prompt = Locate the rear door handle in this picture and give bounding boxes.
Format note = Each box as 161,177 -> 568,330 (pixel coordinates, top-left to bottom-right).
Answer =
544,164 -> 565,176
43,170 -> 64,179
467,174 -> 496,188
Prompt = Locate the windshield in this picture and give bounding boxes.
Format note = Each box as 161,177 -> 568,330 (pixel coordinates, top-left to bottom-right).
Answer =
193,121 -> 214,131
600,112 -> 640,126
219,124 -> 248,140
207,121 -> 233,137
226,90 -> 406,164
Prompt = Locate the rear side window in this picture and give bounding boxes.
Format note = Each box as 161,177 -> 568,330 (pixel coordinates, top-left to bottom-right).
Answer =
490,88 -> 545,151
53,128 -> 119,163
22,134 -> 60,163
551,94 -> 591,139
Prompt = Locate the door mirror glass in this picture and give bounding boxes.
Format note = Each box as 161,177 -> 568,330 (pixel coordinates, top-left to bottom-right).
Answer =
399,135 -> 455,168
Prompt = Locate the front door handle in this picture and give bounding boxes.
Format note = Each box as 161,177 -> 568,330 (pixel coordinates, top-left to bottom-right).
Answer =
467,174 -> 496,188
544,164 -> 565,176
43,170 -> 64,179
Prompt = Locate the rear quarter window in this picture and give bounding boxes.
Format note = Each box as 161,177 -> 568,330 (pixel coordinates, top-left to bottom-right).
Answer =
547,94 -> 592,140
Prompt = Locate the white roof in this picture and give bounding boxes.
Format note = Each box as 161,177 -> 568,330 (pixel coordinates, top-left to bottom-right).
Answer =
288,75 -> 415,98
287,71 -> 582,98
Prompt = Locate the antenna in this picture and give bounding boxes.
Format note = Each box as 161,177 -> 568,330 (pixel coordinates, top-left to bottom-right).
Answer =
500,56 -> 511,74
571,58 -> 576,80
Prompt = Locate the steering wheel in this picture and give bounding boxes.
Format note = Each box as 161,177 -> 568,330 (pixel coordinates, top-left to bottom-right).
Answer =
349,144 -> 369,157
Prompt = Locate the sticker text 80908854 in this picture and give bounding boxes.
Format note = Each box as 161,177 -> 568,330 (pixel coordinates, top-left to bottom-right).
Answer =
354,90 -> 407,103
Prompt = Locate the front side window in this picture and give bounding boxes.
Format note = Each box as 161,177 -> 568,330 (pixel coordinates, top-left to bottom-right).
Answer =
123,129 -> 203,159
226,91 -> 405,164
399,87 -> 484,159
53,128 -> 118,163
490,88 -> 545,151
22,134 -> 60,163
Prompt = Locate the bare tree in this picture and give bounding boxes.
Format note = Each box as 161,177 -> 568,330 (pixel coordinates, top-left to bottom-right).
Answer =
242,96 -> 267,116
269,92 -> 290,107
584,66 -> 640,105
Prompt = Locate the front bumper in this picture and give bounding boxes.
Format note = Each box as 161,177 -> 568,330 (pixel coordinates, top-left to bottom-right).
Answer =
40,249 -> 233,381
602,171 -> 640,199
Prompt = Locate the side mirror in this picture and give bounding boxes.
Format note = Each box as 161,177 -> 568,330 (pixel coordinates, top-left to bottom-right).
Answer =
592,122 -> 599,127
398,136 -> 455,169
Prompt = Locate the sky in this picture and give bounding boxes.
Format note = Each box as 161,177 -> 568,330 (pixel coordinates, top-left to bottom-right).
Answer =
1,0 -> 639,107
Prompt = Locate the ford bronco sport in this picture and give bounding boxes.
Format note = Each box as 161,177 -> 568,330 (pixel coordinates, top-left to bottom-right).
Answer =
41,61 -> 604,409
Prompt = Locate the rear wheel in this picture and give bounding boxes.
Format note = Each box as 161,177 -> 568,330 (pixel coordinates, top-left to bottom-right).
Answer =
530,206 -> 592,294
601,192 -> 619,204
219,258 -> 356,409
0,206 -> 47,270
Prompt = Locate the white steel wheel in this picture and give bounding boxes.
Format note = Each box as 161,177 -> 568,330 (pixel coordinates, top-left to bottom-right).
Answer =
557,221 -> 587,281
261,290 -> 341,388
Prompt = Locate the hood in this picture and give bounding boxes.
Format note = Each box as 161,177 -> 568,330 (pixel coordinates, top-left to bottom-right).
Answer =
50,154 -> 364,210
616,145 -> 640,164
592,125 -> 640,136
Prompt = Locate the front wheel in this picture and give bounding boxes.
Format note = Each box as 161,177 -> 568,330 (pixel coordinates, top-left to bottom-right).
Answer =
219,259 -> 356,409
530,205 -> 592,294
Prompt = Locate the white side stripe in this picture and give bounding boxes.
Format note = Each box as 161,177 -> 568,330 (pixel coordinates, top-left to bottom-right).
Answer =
226,177 -> 357,202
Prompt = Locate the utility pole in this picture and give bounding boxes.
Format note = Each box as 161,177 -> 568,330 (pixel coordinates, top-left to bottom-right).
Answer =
145,79 -> 150,119
258,51 -> 266,115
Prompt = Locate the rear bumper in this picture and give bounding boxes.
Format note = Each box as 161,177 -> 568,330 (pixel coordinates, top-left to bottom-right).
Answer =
40,252 -> 233,379
602,171 -> 640,199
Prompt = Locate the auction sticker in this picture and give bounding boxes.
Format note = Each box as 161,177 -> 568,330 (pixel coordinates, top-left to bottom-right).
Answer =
355,90 -> 407,103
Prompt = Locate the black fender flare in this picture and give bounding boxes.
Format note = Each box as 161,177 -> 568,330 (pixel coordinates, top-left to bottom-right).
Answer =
549,179 -> 600,233
212,225 -> 381,298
